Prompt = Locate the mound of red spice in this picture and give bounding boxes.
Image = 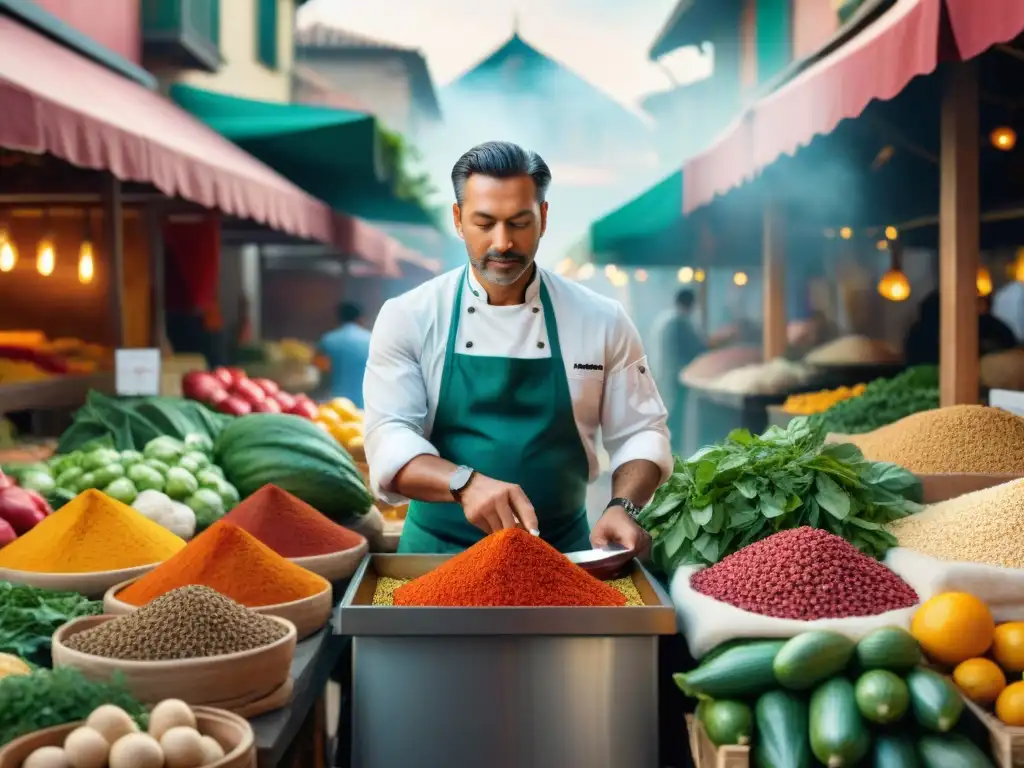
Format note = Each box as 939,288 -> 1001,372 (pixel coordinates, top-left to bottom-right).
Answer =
223,484 -> 364,558
690,527 -> 918,620
392,529 -> 627,607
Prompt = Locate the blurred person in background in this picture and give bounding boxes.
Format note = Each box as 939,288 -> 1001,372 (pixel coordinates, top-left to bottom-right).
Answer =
319,301 -> 371,407
656,288 -> 705,453
904,290 -> 1017,366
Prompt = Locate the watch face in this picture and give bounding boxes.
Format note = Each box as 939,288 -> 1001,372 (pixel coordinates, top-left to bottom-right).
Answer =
450,466 -> 473,492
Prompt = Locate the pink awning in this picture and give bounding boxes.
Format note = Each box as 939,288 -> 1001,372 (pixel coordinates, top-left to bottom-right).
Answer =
683,0 -> 942,214
0,15 -> 416,270
944,0 -> 1024,61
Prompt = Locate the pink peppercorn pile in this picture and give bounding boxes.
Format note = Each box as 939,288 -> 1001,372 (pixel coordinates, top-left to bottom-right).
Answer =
690,527 -> 918,620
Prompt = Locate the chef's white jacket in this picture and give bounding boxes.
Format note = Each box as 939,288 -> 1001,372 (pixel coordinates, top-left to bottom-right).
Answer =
362,266 -> 673,505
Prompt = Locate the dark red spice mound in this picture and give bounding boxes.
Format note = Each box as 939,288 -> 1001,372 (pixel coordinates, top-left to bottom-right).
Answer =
690,527 -> 918,620
223,484 -> 364,558
393,529 -> 627,607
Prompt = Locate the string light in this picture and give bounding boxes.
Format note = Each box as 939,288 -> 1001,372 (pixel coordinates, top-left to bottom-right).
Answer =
878,270 -> 910,301
77,241 -> 95,285
876,240 -> 888,251
604,264 -> 618,278
634,269 -> 648,282
733,271 -> 748,286
575,263 -> 595,281
677,266 -> 694,284
977,266 -> 993,297
839,227 -> 853,240
885,226 -> 898,240
0,227 -> 15,273
991,127 -> 1017,151
694,268 -> 706,283
36,237 -> 55,277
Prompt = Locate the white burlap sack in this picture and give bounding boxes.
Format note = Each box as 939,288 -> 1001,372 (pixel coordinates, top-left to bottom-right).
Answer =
670,564 -> 919,659
885,548 -> 1024,621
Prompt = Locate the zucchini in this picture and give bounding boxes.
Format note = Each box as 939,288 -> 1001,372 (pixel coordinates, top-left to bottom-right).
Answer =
809,677 -> 870,767
753,690 -> 812,768
873,732 -> 921,768
854,670 -> 910,724
917,734 -> 995,768
907,667 -> 964,732
701,637 -> 773,665
673,640 -> 786,699
701,700 -> 753,747
855,626 -> 922,673
774,631 -> 856,691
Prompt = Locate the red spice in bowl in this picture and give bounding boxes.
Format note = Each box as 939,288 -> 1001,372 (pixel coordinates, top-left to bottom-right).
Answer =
393,529 -> 627,607
690,527 -> 918,620
223,484 -> 364,558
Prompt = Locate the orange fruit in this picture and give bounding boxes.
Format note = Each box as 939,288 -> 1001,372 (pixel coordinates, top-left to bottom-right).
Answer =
996,681 -> 1024,726
993,623 -> 1024,672
318,408 -> 342,424
911,592 -> 995,665
953,658 -> 1007,704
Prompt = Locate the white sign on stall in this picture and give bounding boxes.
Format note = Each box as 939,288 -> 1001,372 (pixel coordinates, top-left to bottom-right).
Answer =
990,389 -> 1024,417
115,348 -> 161,396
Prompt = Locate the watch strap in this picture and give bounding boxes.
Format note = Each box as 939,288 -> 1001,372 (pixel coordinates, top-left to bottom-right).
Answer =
449,465 -> 475,502
605,497 -> 640,520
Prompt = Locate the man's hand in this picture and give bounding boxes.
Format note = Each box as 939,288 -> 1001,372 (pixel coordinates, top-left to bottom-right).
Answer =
591,505 -> 651,555
459,474 -> 539,536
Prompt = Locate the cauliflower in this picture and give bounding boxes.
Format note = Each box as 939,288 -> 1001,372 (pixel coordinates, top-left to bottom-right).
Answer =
132,489 -> 197,540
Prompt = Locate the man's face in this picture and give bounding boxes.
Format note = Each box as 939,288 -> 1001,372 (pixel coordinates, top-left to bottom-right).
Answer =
453,174 -> 547,287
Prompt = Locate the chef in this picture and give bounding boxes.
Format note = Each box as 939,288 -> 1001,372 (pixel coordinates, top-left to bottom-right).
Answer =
362,141 -> 673,555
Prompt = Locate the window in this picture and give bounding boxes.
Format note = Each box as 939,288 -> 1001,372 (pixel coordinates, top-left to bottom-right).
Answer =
256,0 -> 278,69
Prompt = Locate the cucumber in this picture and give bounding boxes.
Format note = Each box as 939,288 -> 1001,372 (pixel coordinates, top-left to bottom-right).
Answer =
701,637 -> 773,665
701,700 -> 753,747
753,690 -> 812,768
874,732 -> 921,768
854,669 -> 910,724
907,667 -> 964,732
673,640 -> 786,699
809,677 -> 870,767
855,626 -> 923,673
774,631 -> 856,691
918,734 -> 995,768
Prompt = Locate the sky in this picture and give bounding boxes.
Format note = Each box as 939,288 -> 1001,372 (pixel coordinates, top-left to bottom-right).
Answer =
297,0 -> 712,109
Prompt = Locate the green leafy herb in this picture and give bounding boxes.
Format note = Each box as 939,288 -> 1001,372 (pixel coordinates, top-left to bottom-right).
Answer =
0,582 -> 101,664
0,667 -> 147,745
808,366 -> 939,435
638,417 -> 922,575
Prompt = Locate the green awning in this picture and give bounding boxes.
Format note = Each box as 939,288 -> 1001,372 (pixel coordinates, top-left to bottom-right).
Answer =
587,169 -> 688,265
170,84 -> 436,226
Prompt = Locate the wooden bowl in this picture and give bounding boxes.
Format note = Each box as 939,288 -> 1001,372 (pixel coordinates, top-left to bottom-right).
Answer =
0,706 -> 256,768
0,563 -> 158,599
290,538 -> 368,582
102,578 -> 333,641
52,614 -> 296,708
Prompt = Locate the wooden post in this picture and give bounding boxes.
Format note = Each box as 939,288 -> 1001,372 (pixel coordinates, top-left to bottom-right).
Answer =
146,204 -> 167,351
762,203 -> 787,360
939,61 -> 980,406
104,175 -> 125,348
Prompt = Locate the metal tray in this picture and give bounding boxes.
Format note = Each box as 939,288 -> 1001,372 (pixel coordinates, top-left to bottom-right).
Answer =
336,554 -> 677,637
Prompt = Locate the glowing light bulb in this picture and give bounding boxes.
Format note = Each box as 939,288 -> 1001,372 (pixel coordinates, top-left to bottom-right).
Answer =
554,258 -> 573,276
839,227 -> 853,240
1014,248 -> 1024,283
885,226 -> 898,240
604,264 -> 618,278
878,269 -> 911,301
991,127 -> 1017,151
733,271 -> 748,286
575,263 -> 595,281
694,268 -> 706,283
36,238 -> 55,277
677,266 -> 694,284
977,266 -> 993,297
0,238 -> 15,273
634,269 -> 648,282
78,241 -> 95,284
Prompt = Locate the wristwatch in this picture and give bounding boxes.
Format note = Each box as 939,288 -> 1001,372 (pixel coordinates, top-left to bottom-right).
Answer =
605,497 -> 641,520
449,465 -> 475,502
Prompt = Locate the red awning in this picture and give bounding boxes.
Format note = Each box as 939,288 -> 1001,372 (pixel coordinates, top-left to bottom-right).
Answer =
682,0 -> 943,214
0,16 -> 423,270
944,0 -> 1024,61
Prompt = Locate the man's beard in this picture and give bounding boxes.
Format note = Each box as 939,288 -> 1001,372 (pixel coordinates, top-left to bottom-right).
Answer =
469,248 -> 534,287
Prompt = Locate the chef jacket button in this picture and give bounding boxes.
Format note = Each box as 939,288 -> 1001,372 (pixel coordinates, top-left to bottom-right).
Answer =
467,306 -> 476,314
466,341 -> 474,349
639,365 -> 646,374
532,307 -> 540,313
537,341 -> 545,349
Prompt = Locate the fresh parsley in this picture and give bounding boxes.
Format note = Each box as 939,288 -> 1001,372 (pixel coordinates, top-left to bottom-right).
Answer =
0,581 -> 101,665
638,417 -> 923,575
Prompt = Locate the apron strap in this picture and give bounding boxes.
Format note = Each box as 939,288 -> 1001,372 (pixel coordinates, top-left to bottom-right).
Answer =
442,269 -> 468,385
538,278 -> 562,360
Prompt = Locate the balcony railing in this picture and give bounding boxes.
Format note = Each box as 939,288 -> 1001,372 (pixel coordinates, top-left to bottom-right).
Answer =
141,0 -> 220,72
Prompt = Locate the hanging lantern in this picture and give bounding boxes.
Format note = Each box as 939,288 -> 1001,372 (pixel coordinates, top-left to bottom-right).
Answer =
77,241 -> 95,285
733,271 -> 748,286
677,266 -> 694,284
36,237 -> 55,277
977,266 -> 993,297
0,227 -> 15,273
878,240 -> 910,301
991,127 -> 1017,151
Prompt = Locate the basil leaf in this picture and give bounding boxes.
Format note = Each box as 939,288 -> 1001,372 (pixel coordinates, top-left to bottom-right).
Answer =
815,474 -> 851,519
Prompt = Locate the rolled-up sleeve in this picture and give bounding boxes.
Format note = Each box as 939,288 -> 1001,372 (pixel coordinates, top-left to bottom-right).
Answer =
601,304 -> 674,482
362,299 -> 439,504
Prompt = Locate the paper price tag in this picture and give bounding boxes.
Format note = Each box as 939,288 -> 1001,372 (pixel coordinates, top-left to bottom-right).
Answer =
115,348 -> 161,396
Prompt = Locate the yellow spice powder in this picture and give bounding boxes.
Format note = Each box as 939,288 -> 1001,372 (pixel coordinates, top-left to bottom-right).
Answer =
0,489 -> 186,573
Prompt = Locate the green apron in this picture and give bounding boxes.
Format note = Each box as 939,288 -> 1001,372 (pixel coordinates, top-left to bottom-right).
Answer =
398,268 -> 592,555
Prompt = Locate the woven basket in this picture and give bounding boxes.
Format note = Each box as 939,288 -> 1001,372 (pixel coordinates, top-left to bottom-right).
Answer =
686,715 -> 749,768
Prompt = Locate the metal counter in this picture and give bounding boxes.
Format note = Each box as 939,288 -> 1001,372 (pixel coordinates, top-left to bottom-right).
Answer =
336,554 -> 677,768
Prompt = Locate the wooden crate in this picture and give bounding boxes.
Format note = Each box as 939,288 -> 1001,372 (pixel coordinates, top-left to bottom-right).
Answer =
962,696 -> 1024,767
686,715 -> 749,768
